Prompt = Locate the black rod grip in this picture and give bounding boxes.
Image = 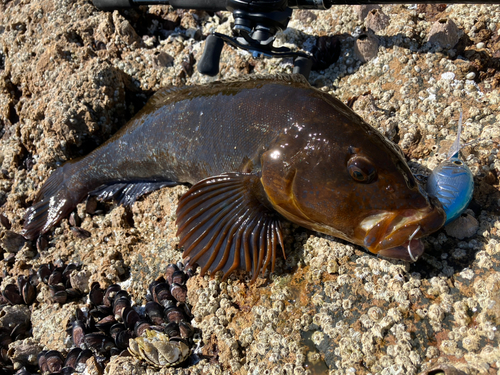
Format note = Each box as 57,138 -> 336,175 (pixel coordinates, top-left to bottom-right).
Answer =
92,0 -> 134,10
197,35 -> 225,76
169,0 -> 227,10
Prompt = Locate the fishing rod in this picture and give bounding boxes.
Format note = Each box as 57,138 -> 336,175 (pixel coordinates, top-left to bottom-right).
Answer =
93,0 -> 500,78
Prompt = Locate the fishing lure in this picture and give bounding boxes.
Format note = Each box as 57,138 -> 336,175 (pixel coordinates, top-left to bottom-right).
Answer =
426,113 -> 475,225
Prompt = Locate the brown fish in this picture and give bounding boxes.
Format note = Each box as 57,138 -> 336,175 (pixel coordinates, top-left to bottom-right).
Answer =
23,74 -> 445,281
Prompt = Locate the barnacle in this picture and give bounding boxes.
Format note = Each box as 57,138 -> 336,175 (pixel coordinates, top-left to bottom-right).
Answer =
129,329 -> 191,368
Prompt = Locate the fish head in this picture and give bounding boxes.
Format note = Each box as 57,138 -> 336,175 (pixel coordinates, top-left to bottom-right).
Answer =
260,101 -> 445,262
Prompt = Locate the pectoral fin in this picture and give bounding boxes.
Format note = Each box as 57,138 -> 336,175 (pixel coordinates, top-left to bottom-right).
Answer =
176,173 -> 285,282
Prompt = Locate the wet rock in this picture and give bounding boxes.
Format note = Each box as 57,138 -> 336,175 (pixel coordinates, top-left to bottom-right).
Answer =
0,231 -> 26,253
7,337 -> 42,367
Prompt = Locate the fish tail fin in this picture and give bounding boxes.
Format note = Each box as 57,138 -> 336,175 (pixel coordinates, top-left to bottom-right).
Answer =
22,166 -> 84,240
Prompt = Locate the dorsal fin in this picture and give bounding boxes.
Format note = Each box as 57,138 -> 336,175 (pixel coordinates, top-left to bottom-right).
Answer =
149,74 -> 311,107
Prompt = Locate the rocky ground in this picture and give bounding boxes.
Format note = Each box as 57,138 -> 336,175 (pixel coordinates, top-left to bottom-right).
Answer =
0,1 -> 499,374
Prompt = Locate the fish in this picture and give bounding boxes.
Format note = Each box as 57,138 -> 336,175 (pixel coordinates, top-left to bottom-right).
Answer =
22,74 -> 445,281
427,112 -> 474,225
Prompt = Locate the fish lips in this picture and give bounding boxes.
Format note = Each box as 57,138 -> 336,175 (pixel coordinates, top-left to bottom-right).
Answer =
359,201 -> 446,262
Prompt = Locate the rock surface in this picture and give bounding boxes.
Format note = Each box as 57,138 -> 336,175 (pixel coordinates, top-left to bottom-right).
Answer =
0,1 -> 499,374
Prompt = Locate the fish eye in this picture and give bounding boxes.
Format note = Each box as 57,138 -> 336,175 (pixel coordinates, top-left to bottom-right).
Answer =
453,160 -> 462,165
347,157 -> 377,183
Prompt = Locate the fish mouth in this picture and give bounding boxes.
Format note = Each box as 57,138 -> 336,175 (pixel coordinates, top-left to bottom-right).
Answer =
357,201 -> 445,262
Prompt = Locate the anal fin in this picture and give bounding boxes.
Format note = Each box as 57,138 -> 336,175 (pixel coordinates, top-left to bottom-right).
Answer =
176,173 -> 285,282
90,181 -> 178,206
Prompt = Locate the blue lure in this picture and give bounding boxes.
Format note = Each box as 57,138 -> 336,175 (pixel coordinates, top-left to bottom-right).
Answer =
426,113 -> 474,225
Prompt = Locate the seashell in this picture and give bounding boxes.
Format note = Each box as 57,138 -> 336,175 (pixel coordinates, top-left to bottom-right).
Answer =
84,333 -> 115,353
71,321 -> 86,347
170,283 -> 188,303
21,276 -> 37,305
14,367 -> 32,375
3,284 -> 23,305
0,213 -> 11,229
145,301 -> 165,326
103,284 -> 121,307
69,212 -> 81,227
10,322 -> 31,341
37,350 -> 49,373
164,307 -> 186,324
49,284 -> 68,304
70,227 -> 91,239
134,321 -> 151,337
121,306 -> 140,329
37,264 -> 53,283
178,321 -> 195,339
36,235 -> 48,252
164,264 -> 179,285
163,322 -> 180,338
64,347 -> 82,369
47,268 -> 64,286
86,196 -> 98,214
109,323 -> 127,340
427,18 -> 461,49
354,31 -> 379,63
65,288 -> 83,300
113,296 -> 131,320
153,282 -> 173,306
61,367 -> 77,375
45,350 -> 64,373
171,270 -> 187,286
76,348 -> 93,366
95,315 -> 117,332
62,263 -> 78,281
115,329 -> 134,350
89,283 -> 104,306
128,329 -> 191,368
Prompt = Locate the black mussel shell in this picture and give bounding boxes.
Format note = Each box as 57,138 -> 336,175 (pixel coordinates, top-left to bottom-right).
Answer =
45,350 -> 64,373
48,268 -> 64,286
61,367 -> 77,375
109,323 -> 127,340
163,322 -> 180,338
179,321 -> 195,339
148,278 -> 164,298
164,306 -> 185,324
76,349 -> 93,366
115,329 -> 134,350
103,284 -> 121,307
71,320 -> 85,347
171,270 -> 187,285
37,264 -> 53,283
164,264 -> 179,285
145,301 -> 165,326
95,315 -> 116,332
170,283 -> 188,303
11,322 -> 31,341
133,320 -> 151,337
84,333 -> 114,353
49,284 -> 67,304
65,288 -> 82,300
64,347 -> 82,369
21,276 -> 37,305
62,263 -> 78,281
89,283 -> 104,306
36,235 -> 48,252
69,212 -> 81,228
113,296 -> 131,319
153,282 -> 173,305
14,367 -> 32,375
109,347 -> 121,357
121,306 -> 140,329
90,305 -> 113,319
2,284 -> 23,305
180,302 -> 194,320
113,290 -> 130,301
37,350 -> 49,374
